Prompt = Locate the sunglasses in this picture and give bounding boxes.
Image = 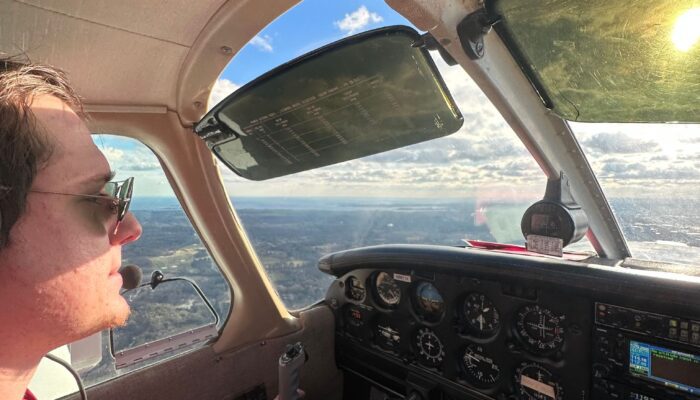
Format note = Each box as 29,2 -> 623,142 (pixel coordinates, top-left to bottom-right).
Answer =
30,177 -> 134,235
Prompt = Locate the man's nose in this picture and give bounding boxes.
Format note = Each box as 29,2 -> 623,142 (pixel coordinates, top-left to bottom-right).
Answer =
111,211 -> 142,246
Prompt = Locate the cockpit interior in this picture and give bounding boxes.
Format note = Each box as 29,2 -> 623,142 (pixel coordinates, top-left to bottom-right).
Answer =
3,0 -> 699,399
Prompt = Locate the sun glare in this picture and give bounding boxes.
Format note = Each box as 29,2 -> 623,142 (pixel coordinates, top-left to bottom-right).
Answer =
672,8 -> 700,51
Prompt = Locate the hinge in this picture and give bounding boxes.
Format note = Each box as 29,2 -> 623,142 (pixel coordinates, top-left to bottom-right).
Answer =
457,9 -> 501,60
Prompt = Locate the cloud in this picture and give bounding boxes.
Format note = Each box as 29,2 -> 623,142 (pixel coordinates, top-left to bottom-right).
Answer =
583,132 -> 659,154
364,136 -> 522,164
208,79 -> 240,109
99,145 -> 161,173
249,35 -> 273,52
681,137 -> 700,144
600,161 -> 700,181
335,6 -> 383,35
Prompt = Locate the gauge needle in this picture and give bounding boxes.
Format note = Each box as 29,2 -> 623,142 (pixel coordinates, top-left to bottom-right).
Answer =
527,320 -> 554,336
464,353 -> 478,362
478,314 -> 485,330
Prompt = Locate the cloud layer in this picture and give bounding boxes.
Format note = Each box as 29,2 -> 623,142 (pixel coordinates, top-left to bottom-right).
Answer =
571,122 -> 700,197
206,46 -> 700,200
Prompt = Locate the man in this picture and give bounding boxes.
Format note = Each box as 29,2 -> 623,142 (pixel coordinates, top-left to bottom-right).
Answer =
0,59 -> 142,400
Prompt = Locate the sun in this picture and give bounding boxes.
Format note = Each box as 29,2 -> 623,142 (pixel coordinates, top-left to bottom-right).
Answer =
672,8 -> 700,52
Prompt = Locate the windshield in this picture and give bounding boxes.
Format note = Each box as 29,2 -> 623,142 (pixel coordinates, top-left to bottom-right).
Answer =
489,0 -> 700,123
488,0 -> 700,264
209,0 -> 594,309
573,122 -> 700,265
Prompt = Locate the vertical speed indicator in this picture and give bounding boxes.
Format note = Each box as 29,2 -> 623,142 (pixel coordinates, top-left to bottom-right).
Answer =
461,344 -> 501,388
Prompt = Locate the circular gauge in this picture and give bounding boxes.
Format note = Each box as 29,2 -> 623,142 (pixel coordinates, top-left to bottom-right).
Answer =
345,276 -> 366,302
414,328 -> 445,367
375,272 -> 401,307
463,292 -> 500,336
514,362 -> 563,400
374,316 -> 401,351
461,344 -> 501,387
516,305 -> 566,352
413,281 -> 445,322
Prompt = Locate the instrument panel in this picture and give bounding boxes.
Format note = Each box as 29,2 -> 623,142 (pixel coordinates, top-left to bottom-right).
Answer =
322,245 -> 700,400
330,268 -> 591,399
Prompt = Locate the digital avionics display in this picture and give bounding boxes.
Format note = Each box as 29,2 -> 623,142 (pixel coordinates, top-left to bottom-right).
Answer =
629,341 -> 700,394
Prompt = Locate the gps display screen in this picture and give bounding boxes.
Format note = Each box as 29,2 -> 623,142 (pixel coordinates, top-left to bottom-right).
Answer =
629,340 -> 700,395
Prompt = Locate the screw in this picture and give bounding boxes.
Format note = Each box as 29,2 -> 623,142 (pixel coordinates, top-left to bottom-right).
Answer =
570,324 -> 582,335
220,46 -> 233,55
193,101 -> 203,109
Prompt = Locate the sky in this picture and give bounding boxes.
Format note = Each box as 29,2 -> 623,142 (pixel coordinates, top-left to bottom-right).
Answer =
98,0 -> 700,202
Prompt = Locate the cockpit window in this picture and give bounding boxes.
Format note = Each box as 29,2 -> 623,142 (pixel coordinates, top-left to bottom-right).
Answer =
489,0 -> 699,123
212,1 -> 594,310
572,122 -> 700,265
488,0 -> 700,264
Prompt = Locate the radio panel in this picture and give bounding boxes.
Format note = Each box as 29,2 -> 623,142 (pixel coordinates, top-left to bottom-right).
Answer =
593,303 -> 700,400
596,303 -> 700,346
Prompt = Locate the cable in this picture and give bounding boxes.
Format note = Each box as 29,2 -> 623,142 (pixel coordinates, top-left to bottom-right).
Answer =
44,353 -> 88,400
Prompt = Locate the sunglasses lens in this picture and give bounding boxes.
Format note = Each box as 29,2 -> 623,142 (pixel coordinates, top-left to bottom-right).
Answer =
118,177 -> 134,221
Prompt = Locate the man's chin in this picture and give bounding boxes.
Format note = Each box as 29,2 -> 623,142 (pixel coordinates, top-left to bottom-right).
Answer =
105,297 -> 131,328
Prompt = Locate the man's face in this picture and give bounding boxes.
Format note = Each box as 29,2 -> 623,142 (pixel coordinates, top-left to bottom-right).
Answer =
0,95 -> 142,349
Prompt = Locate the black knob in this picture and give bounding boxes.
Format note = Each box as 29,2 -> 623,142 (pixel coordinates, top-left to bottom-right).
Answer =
592,363 -> 610,379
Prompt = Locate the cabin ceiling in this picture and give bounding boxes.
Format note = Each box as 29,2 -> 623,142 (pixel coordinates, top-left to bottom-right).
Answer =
1,0 -> 304,118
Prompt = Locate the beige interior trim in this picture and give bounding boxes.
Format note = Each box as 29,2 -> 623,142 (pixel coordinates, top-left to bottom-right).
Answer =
67,306 -> 342,400
176,0 -> 301,124
85,105 -> 169,114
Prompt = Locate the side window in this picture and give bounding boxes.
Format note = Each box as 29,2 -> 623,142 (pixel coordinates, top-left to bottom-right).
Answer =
77,135 -> 232,387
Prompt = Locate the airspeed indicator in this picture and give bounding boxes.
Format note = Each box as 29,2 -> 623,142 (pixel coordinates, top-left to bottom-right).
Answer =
375,272 -> 401,307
